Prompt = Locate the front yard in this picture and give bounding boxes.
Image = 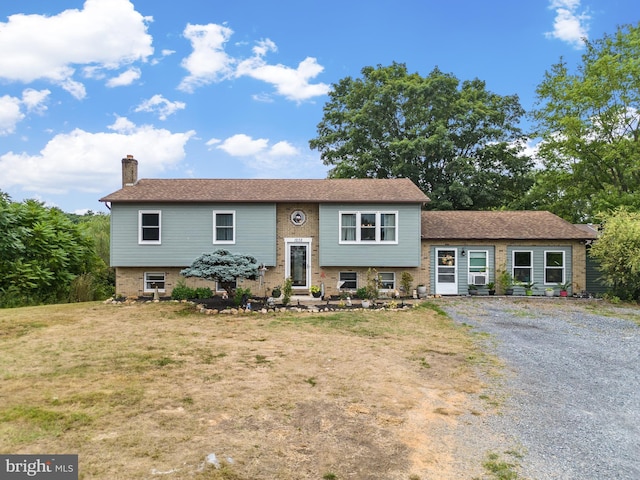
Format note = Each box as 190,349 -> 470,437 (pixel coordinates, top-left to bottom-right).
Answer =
0,301 -> 496,479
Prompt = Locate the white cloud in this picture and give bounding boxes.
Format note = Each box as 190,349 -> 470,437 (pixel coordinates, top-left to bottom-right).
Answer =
545,0 -> 590,49
217,134 -> 269,156
22,89 -> 51,113
0,0 -> 153,97
0,96 -> 24,136
178,24 -> 328,101
211,133 -> 321,177
135,94 -> 186,120
235,39 -> 329,102
205,138 -> 221,148
0,118 -> 195,194
269,141 -> 299,157
106,68 -> 142,87
178,23 -> 235,93
0,89 -> 51,136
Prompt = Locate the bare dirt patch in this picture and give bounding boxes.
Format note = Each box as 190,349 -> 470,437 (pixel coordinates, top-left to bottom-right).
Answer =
0,301 -> 494,479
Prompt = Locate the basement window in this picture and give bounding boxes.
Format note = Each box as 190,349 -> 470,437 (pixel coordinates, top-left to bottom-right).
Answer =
144,272 -> 166,293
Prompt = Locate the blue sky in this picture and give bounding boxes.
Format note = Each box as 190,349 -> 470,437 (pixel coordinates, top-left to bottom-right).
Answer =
0,0 -> 637,213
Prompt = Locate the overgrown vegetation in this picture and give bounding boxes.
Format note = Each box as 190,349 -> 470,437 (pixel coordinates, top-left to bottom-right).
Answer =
590,208 -> 640,300
0,194 -> 113,308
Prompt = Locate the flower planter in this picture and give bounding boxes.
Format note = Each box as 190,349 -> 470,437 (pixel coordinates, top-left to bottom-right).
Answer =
361,300 -> 371,308
560,290 -> 568,297
545,289 -> 554,297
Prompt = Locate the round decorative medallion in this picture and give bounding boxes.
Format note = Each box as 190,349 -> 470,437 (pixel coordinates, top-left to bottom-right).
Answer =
290,210 -> 306,226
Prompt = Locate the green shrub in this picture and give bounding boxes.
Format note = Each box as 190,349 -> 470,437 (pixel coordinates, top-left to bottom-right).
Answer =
234,287 -> 251,306
172,279 -> 196,300
282,277 -> 293,306
400,271 -> 414,296
194,287 -> 213,299
356,287 -> 368,299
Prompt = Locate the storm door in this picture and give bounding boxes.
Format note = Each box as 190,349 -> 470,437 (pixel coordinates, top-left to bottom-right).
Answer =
435,248 -> 458,295
285,238 -> 311,290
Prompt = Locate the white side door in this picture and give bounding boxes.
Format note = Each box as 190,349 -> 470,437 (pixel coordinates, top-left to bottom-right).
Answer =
435,248 -> 458,295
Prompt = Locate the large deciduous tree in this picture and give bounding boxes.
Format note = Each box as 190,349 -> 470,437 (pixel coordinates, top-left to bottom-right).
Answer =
181,250 -> 259,295
528,22 -> 640,222
309,62 -> 533,210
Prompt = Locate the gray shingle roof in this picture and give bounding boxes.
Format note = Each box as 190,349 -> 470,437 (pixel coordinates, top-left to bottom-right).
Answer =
421,210 -> 598,240
100,178 -> 430,203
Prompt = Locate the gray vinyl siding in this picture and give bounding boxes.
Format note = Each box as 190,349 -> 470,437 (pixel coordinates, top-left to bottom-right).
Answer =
110,203 -> 276,267
507,245 -> 573,294
318,203 -> 422,267
585,250 -> 607,296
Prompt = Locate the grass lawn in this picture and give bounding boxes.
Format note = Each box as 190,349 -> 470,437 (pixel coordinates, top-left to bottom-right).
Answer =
0,301 -> 495,479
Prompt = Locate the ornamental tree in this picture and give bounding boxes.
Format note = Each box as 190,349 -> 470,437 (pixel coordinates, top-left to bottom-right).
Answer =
180,249 -> 259,295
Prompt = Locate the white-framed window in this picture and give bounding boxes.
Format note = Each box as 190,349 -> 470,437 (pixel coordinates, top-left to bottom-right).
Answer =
378,272 -> 395,290
216,279 -> 237,292
468,250 -> 488,285
139,210 -> 161,244
144,272 -> 166,292
213,211 -> 235,244
545,251 -> 565,284
339,211 -> 398,243
513,250 -> 533,283
339,272 -> 357,290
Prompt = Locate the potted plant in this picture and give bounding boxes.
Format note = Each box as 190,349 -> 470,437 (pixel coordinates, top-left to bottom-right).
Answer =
468,284 -> 479,295
487,282 -> 496,295
559,281 -> 572,297
520,281 -> 536,296
498,270 -> 514,295
310,285 -> 322,298
271,285 -> 282,298
545,287 -> 555,297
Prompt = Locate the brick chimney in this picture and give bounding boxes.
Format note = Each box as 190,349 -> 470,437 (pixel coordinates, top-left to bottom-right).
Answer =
121,155 -> 138,187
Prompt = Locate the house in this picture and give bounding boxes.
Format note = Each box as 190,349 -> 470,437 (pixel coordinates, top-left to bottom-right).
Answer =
99,156 -> 430,298
100,156 -> 598,298
421,210 -> 598,296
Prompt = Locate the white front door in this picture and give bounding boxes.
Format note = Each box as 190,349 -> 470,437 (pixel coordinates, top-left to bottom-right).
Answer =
435,248 -> 458,295
285,238 -> 312,291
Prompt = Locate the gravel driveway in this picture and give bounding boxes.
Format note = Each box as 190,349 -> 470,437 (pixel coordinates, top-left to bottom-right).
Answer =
438,297 -> 640,480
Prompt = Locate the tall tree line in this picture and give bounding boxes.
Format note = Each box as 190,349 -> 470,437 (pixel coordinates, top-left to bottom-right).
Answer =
310,22 -> 640,224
